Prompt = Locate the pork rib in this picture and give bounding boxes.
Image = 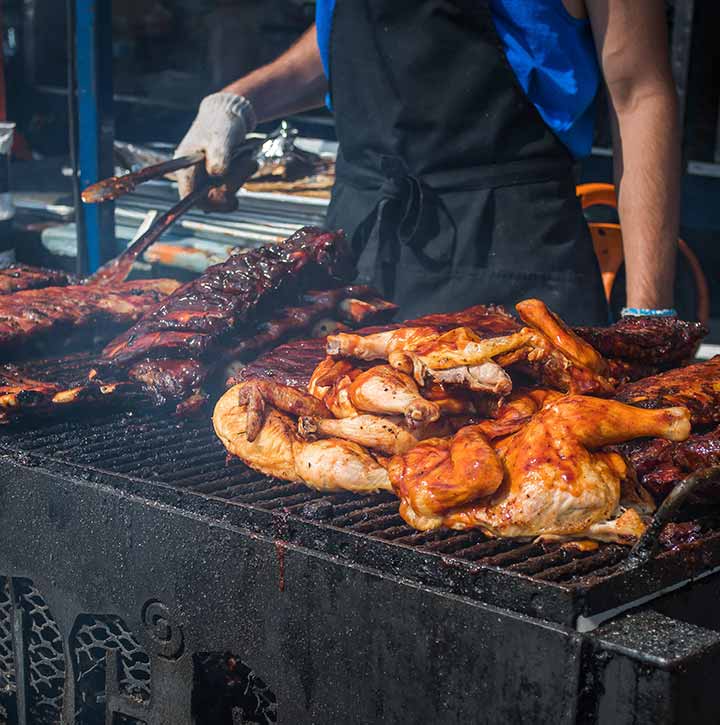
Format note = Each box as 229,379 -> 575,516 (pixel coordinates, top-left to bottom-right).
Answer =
618,426 -> 720,502
0,264 -> 75,294
614,356 -> 720,427
0,279 -> 180,359
575,316 -> 707,367
91,228 -> 356,405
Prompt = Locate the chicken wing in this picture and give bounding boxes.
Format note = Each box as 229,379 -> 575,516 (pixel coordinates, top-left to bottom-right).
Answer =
230,379 -> 331,442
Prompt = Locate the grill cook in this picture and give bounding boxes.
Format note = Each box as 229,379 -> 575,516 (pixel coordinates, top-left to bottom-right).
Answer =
175,0 -> 679,326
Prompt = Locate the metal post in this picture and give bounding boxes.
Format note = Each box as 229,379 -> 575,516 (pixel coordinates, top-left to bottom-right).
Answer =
714,95 -> 720,164
670,0 -> 695,165
66,0 -> 87,273
75,0 -> 115,274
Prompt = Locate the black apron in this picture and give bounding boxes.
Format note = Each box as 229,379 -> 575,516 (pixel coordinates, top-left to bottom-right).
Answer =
325,0 -> 608,326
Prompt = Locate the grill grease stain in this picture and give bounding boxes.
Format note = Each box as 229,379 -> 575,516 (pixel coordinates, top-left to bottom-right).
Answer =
275,541 -> 286,592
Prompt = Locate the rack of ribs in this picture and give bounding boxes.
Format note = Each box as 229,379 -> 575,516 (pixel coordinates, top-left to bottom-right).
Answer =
0,206 -> 198,358
0,264 -> 76,294
609,357 -> 720,503
90,227 -> 361,410
0,278 -> 181,359
614,357 -> 720,427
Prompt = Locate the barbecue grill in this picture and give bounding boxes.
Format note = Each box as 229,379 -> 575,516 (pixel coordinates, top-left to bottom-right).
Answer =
1,356 -> 720,724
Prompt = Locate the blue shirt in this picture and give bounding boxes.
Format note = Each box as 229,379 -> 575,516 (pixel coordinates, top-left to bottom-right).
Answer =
315,0 -> 600,158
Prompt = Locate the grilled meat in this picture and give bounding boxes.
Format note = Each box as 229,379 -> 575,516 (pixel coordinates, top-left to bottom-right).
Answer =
297,414 -> 465,456
388,424 -> 505,529
618,426 -> 720,502
575,316 -> 707,367
100,228 -> 353,367
0,279 -> 180,359
0,203 -> 198,358
236,304 -> 534,389
94,228 -> 355,406
214,381 -> 391,493
436,396 -> 689,540
614,357 -> 720,427
345,365 -> 442,423
0,264 -> 75,294
0,285 -> 389,423
219,286 -> 396,368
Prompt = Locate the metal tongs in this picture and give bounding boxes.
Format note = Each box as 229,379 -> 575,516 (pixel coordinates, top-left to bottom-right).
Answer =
81,135 -> 273,277
626,465 -> 720,567
81,124 -> 315,278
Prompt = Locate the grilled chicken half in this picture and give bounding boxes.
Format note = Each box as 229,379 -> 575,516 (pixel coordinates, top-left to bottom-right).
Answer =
408,395 -> 690,539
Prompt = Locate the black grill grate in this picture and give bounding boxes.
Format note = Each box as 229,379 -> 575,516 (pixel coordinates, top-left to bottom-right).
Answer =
3,409 -> 720,625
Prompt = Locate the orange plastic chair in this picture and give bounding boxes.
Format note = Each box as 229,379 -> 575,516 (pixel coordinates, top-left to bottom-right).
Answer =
577,183 -> 710,325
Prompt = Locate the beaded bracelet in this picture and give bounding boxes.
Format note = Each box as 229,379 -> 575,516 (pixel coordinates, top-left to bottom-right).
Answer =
620,307 -> 678,318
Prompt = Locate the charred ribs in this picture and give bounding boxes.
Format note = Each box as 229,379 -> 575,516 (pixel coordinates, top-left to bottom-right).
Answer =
0,278 -> 180,359
92,228 -> 359,407
0,264 -> 75,294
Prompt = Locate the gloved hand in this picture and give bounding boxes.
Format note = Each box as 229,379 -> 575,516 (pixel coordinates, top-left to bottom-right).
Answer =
174,92 -> 257,212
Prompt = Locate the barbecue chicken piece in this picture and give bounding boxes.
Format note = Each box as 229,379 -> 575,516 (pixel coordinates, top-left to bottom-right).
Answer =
474,388 -> 562,440
238,302 -> 704,393
434,396 -> 690,541
326,299 -> 615,396
516,299 -> 609,375
514,299 -> 615,394
326,326 -> 440,361
0,264 -> 74,294
213,382 -> 391,493
388,425 -> 505,530
297,413 -> 465,456
95,228 -> 355,407
614,356 -> 720,427
307,357 -> 364,418
327,325 -> 517,394
0,279 -> 180,359
308,357 -> 490,422
347,365 -> 441,423
231,378 -> 330,442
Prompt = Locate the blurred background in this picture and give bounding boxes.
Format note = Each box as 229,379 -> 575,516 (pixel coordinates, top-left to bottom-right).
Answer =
1,0 -> 719,331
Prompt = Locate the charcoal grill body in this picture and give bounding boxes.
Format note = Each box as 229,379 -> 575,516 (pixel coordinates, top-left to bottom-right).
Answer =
1,455 -> 720,725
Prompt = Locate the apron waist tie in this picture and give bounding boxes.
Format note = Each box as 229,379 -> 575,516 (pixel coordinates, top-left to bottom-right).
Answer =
355,156 -> 458,296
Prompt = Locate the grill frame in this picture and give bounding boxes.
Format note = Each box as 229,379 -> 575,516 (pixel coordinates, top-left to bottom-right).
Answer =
2,409 -> 720,629
2,451 -> 720,724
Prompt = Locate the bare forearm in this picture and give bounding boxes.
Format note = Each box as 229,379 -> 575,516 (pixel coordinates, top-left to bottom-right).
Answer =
588,0 -> 680,310
612,88 -> 680,308
223,25 -> 328,123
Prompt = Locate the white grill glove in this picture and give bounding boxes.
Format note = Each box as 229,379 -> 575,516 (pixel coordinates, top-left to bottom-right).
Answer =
174,92 -> 257,211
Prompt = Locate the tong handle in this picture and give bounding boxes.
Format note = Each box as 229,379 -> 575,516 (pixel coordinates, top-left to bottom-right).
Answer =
82,152 -> 205,204
627,465 -> 720,566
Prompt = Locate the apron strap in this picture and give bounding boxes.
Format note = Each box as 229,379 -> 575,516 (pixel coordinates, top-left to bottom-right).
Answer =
355,156 -> 458,297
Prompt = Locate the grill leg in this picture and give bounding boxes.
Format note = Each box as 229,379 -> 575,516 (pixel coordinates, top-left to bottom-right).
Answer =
579,609 -> 720,724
